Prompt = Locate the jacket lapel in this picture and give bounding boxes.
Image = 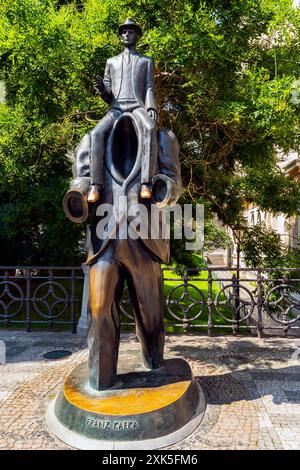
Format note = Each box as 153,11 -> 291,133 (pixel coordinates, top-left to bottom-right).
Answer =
115,53 -> 124,98
131,53 -> 140,105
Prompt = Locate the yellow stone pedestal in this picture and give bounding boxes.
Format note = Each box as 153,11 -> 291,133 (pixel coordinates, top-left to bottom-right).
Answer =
47,355 -> 206,450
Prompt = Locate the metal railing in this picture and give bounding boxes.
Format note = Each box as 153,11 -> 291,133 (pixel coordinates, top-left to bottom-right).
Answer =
1,266 -> 300,335
0,267 -> 83,333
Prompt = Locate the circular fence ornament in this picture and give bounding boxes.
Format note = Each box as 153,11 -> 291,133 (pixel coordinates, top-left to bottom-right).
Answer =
166,282 -> 206,325
0,281 -> 24,319
264,283 -> 300,325
215,283 -> 255,324
120,301 -> 135,321
32,281 -> 68,319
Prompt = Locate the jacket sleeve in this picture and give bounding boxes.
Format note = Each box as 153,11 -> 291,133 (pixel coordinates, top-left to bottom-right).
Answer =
145,58 -> 157,112
152,129 -> 182,208
100,60 -> 112,104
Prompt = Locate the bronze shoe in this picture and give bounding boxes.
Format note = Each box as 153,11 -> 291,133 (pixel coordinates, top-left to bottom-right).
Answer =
87,185 -> 101,203
140,184 -> 152,199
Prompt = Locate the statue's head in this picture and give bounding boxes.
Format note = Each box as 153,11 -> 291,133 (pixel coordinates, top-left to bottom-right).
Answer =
118,18 -> 143,47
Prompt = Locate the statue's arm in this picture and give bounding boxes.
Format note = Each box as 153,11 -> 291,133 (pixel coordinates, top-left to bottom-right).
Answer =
145,58 -> 157,114
94,60 -> 112,104
152,130 -> 182,208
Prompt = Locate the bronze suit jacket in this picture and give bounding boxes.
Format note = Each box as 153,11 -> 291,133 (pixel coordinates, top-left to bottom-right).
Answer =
100,52 -> 157,112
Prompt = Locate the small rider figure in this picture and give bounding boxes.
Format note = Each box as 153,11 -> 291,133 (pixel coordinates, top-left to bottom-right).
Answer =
87,18 -> 158,203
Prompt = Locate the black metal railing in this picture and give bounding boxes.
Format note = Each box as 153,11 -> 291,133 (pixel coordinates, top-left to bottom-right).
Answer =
0,267 -> 83,333
1,266 -> 300,335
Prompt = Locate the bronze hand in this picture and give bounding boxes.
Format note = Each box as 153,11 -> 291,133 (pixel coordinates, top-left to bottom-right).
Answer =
93,74 -> 105,94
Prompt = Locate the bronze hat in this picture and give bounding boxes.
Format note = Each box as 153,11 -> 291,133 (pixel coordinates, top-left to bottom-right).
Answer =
118,18 -> 143,37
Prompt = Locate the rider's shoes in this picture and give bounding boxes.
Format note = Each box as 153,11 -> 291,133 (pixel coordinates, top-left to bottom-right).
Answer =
140,184 -> 152,199
87,185 -> 101,203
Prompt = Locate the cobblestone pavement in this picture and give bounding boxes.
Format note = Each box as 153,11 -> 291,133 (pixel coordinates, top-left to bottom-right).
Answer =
0,330 -> 299,450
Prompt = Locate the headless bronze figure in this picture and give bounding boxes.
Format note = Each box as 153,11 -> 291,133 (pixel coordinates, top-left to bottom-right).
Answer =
63,19 -> 182,390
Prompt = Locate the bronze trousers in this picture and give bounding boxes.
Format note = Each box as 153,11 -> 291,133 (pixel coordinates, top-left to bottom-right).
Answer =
87,238 -> 165,390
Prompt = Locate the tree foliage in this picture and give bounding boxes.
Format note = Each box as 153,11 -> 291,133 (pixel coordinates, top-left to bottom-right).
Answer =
240,222 -> 286,268
0,0 -> 299,265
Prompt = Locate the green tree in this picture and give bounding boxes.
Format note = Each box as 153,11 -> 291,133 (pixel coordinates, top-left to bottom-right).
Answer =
0,0 -> 299,265
240,222 -> 286,268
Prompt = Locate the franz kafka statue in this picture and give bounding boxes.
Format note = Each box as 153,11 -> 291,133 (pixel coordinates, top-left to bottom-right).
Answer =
63,19 -> 182,390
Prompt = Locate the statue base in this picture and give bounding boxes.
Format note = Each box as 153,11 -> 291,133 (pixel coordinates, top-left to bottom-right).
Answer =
46,353 -> 206,450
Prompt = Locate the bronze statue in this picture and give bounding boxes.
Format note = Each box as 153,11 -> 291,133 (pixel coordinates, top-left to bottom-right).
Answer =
88,18 -> 158,203
63,19 -> 182,391
48,19 -> 205,450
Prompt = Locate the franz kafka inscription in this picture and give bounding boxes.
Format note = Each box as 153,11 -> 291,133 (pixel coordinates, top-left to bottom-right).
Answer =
86,418 -> 138,431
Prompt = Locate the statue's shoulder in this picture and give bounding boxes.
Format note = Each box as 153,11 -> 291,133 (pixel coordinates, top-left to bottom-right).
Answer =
138,53 -> 153,63
106,53 -> 123,64
136,54 -> 154,70
106,52 -> 153,64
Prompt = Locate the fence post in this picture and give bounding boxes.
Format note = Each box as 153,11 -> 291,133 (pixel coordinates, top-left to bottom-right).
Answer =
231,274 -> 239,335
208,269 -> 213,337
77,264 -> 90,337
48,270 -> 55,329
182,271 -> 189,332
282,276 -> 289,337
25,268 -> 31,332
257,269 -> 263,338
4,271 -> 10,327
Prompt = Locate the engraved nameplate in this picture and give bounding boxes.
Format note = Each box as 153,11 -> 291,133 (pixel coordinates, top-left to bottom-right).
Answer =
86,417 -> 138,430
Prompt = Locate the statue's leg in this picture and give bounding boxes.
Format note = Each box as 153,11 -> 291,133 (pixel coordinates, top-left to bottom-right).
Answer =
89,109 -> 122,188
119,239 -> 165,369
87,249 -> 123,390
132,107 -> 158,185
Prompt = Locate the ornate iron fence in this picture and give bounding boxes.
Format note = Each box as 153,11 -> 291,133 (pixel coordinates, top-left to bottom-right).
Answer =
1,266 -> 300,335
0,267 -> 83,333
